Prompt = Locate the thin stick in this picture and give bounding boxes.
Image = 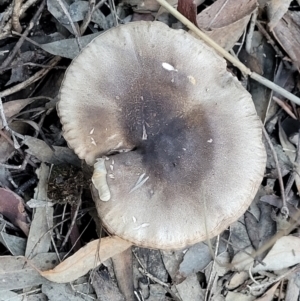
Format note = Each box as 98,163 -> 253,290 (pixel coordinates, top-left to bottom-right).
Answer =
0,0 -> 46,71
0,56 -> 61,98
155,0 -> 300,106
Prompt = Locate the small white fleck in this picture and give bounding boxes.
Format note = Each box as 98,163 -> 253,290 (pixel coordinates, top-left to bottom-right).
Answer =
108,174 -> 115,179
90,137 -> 97,146
206,88 -> 209,92
110,165 -> 113,171
182,148 -> 186,151
132,216 -> 137,223
112,159 -> 114,165
105,156 -> 109,160
207,139 -> 213,143
187,75 -> 196,85
90,128 -> 94,135
133,223 -> 150,230
116,96 -> 120,100
142,123 -> 147,140
162,62 -> 178,72
263,53 -> 266,57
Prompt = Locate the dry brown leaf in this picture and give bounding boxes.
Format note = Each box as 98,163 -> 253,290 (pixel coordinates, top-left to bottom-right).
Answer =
267,0 -> 292,30
40,236 -> 132,283
273,11 -> 300,71
254,282 -> 280,301
177,0 -> 197,25
196,0 -> 257,50
0,187 -> 30,236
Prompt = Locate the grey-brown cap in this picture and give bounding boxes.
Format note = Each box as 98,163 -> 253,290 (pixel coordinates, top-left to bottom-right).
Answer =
58,21 -> 266,250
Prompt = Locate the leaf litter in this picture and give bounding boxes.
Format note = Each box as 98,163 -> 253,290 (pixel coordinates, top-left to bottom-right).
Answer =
1,0 -> 300,300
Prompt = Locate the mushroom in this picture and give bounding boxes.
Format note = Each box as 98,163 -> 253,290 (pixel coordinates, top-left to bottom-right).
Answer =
58,21 -> 266,250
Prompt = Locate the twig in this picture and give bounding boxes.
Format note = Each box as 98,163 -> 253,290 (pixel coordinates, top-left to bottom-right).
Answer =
133,250 -> 182,301
155,0 -> 300,106
0,56 -> 61,98
262,127 -> 288,217
245,8 -> 257,54
12,0 -> 23,33
0,0 -> 46,72
60,186 -> 83,251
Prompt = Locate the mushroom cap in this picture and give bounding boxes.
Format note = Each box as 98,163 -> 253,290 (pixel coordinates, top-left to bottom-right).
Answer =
58,21 -> 266,250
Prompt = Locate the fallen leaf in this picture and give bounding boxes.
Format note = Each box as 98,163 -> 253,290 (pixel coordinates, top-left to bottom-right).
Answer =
0,253 -> 62,291
0,231 -> 26,256
226,291 -> 256,301
24,136 -> 81,167
267,0 -> 292,30
254,282 -> 280,300
40,32 -> 101,59
232,236 -> 300,272
175,274 -> 205,301
226,271 -> 249,290
244,203 -> 276,264
25,164 -> 53,258
47,0 -> 75,34
42,280 -> 93,301
196,0 -> 257,50
40,237 -> 132,283
92,268 -> 125,301
1,98 -> 36,128
69,1 -> 108,30
175,242 -> 212,283
273,11 -> 300,71
0,187 -> 29,236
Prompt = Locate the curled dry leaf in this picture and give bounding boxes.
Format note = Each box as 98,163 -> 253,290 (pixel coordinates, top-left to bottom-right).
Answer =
40,236 -> 132,283
196,0 -> 257,50
0,187 -> 30,236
